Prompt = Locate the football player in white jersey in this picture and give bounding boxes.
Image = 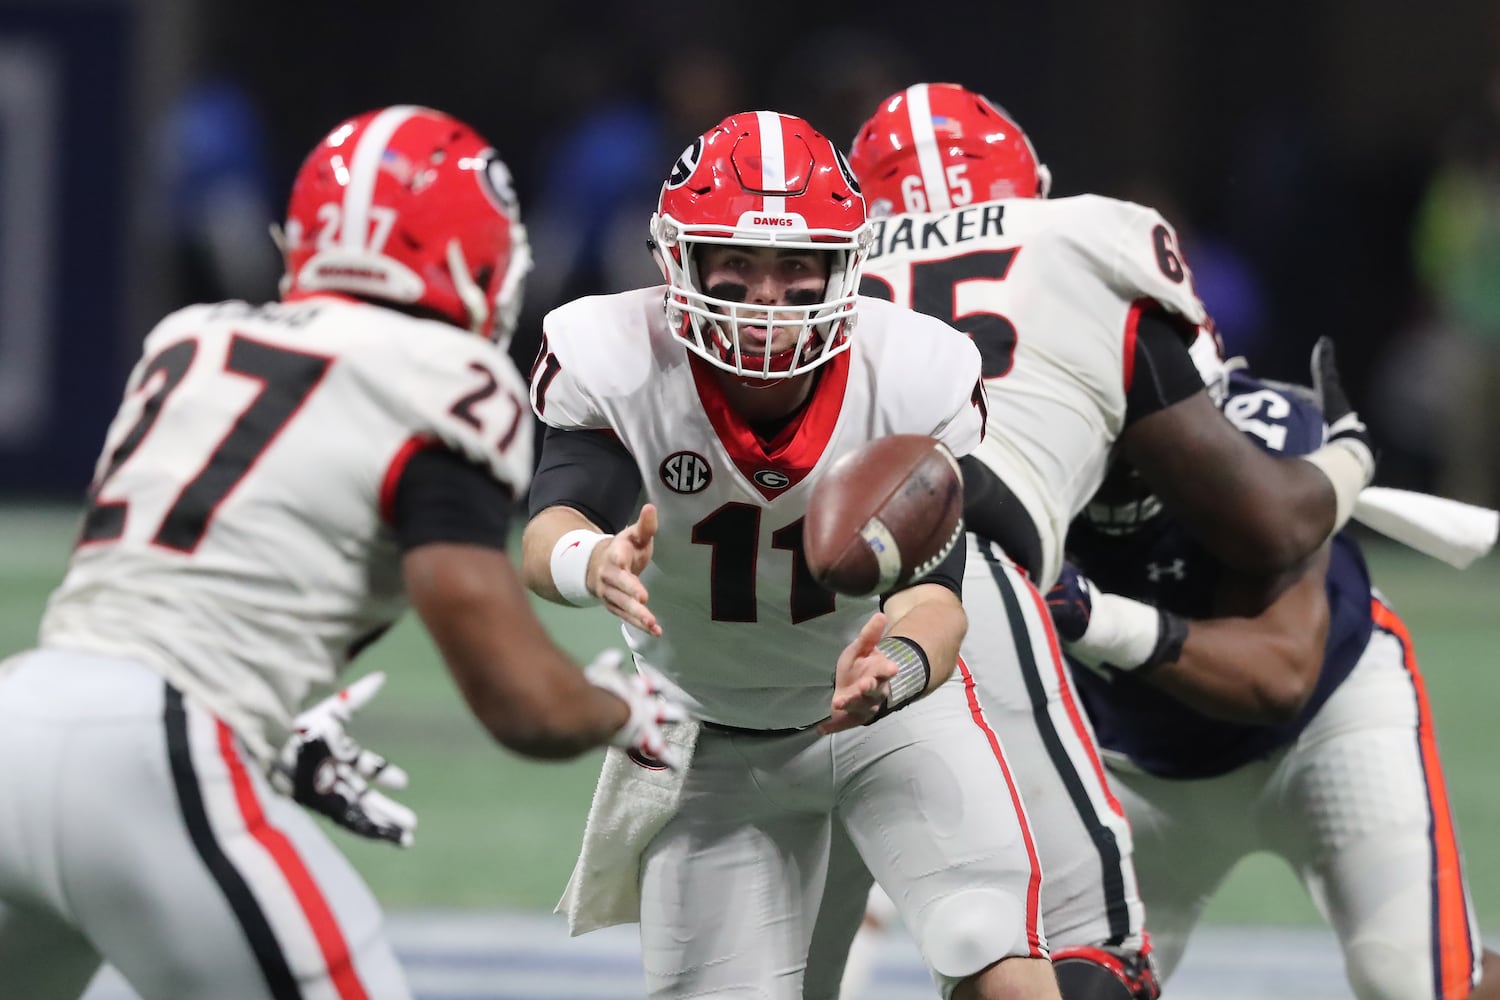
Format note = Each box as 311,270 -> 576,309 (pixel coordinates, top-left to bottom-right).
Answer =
522,111 -> 1062,1000
828,83 -> 1381,1000
1047,342 -> 1500,1000
0,106 -> 680,1000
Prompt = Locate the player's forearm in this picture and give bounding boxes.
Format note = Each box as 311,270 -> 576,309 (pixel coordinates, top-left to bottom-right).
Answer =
467,661 -> 629,759
1145,617 -> 1321,725
405,544 -> 628,758
1240,458 -> 1341,570
883,584 -> 967,690
521,505 -> 607,604
1159,455 -> 1335,574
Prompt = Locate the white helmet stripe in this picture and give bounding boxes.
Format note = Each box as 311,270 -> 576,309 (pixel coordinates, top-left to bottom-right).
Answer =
342,104 -> 421,249
755,110 -> 787,215
904,84 -> 952,212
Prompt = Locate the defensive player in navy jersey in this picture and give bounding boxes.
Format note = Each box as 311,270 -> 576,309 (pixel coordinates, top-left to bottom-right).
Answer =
1049,345 -> 1499,1000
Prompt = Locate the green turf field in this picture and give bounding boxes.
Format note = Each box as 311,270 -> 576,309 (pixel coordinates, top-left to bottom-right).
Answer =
3,504 -> 1496,927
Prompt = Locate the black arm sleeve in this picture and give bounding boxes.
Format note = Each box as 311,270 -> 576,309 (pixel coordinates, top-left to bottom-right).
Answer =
881,530 -> 967,606
391,447 -> 514,553
959,455 -> 1044,581
526,424 -> 644,533
1124,309 -> 1206,425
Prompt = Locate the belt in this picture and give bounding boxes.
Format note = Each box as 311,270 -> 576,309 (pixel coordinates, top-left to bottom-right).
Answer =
701,720 -> 820,738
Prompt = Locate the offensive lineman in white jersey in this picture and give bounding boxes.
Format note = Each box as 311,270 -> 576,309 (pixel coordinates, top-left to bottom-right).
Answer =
522,111 -> 1062,1000
0,106 -> 679,1000
827,83 -> 1381,1000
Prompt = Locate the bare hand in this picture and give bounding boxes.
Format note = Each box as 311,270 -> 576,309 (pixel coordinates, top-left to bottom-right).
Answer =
589,504 -> 662,636
819,612 -> 897,734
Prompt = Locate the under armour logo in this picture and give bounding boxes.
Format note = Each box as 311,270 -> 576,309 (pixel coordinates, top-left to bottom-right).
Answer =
1145,559 -> 1187,582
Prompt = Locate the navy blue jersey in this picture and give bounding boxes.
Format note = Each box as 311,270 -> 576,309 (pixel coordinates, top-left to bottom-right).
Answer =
1067,370 -> 1375,778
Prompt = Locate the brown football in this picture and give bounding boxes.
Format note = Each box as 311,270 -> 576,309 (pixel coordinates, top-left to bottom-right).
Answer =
804,434 -> 965,597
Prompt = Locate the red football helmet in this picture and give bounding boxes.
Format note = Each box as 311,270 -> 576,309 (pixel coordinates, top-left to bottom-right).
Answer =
649,111 -> 871,379
278,105 -> 531,345
849,83 -> 1051,218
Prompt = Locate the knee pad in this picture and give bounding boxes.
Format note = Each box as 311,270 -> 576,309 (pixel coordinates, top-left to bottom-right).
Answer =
916,888 -> 1026,980
1052,946 -> 1162,1000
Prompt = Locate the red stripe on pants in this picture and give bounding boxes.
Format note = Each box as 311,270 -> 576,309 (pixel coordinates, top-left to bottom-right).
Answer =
218,722 -> 372,1000
957,657 -> 1048,958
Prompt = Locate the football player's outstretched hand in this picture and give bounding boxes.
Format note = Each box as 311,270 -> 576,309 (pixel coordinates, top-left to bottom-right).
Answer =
585,649 -> 688,768
1046,562 -> 1187,680
1045,562 -> 1096,644
272,672 -> 417,848
820,612 -> 898,734
1310,336 -> 1376,484
592,504 -> 662,636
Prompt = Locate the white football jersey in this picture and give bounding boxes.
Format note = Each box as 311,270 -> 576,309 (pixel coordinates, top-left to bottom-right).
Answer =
40,297 -> 533,761
533,287 -> 985,730
861,194 -> 1208,586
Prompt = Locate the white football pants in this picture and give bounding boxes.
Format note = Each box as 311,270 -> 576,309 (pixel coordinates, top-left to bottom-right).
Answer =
0,648 -> 409,1000
1106,600 -> 1484,1000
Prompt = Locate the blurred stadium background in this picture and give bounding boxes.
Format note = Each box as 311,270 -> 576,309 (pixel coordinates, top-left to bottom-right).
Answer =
3,0 -> 1499,996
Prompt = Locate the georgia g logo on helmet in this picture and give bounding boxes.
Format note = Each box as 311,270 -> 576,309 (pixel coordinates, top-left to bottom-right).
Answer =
478,151 -> 521,217
666,137 -> 704,189
833,147 -> 861,195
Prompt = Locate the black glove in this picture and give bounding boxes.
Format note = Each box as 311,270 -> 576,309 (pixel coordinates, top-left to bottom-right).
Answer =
271,673 -> 416,848
1310,336 -> 1377,475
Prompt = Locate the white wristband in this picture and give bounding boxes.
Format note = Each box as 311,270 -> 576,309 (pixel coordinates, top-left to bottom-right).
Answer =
550,529 -> 611,607
1301,439 -> 1374,532
1070,590 -> 1162,671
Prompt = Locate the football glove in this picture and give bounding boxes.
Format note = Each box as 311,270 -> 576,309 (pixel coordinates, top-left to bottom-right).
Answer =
1045,563 -> 1187,677
1046,562 -> 1096,644
584,649 -> 688,770
1310,336 -> 1377,480
272,672 -> 417,848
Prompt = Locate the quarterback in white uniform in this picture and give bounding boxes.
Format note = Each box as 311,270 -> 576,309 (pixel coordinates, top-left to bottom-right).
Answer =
0,106 -> 678,1000
523,112 -> 1061,1000
830,83 -> 1384,1000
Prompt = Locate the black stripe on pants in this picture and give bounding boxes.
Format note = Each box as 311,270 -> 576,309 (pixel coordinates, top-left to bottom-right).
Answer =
981,544 -> 1132,945
163,684 -> 303,998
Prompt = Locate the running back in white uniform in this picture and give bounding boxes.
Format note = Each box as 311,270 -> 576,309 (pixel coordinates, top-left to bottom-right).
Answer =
41,296 -> 532,761
0,294 -> 532,1000
861,194 -> 1206,588
534,287 -> 982,729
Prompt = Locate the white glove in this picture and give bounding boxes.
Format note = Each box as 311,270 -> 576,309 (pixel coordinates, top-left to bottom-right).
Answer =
271,672 -> 417,848
584,649 -> 689,769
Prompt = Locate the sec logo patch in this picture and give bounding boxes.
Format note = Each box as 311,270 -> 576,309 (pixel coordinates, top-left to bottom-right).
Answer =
660,451 -> 712,494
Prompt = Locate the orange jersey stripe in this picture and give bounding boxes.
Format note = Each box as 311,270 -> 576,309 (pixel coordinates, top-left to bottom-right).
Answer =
1370,600 -> 1476,1000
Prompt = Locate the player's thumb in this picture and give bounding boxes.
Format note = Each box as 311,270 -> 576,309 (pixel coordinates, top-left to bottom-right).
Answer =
632,504 -> 659,546
859,611 -> 888,652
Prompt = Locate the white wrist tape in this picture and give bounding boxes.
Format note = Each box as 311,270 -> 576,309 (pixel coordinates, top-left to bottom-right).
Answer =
1301,439 -> 1374,532
550,529 -> 611,607
1069,590 -> 1162,671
